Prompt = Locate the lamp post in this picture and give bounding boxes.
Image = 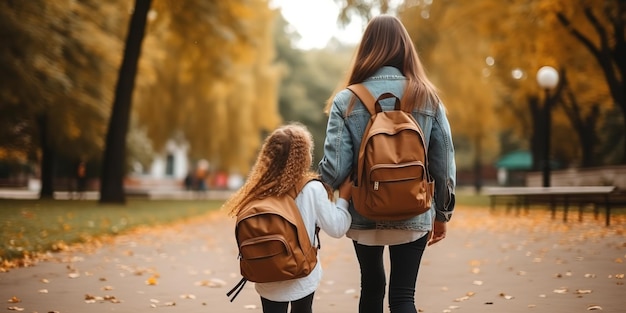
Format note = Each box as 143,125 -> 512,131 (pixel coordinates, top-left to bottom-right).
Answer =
536,66 -> 559,187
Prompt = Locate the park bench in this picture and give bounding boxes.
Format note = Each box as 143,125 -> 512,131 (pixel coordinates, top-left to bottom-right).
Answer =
483,186 -> 623,226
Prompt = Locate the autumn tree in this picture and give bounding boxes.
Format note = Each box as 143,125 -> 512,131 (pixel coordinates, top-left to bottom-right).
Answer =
133,0 -> 281,176
553,0 -> 626,163
273,14 -> 355,164
0,0 -> 129,198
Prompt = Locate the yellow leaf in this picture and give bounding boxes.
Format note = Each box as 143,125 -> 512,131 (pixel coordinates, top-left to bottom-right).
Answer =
146,276 -> 158,285
7,296 -> 20,303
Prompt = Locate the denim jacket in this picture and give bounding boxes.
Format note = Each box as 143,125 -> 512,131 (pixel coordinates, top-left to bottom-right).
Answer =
318,66 -> 456,232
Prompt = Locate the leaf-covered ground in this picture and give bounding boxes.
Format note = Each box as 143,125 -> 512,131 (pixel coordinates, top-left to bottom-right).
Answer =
0,206 -> 624,313
0,199 -> 223,264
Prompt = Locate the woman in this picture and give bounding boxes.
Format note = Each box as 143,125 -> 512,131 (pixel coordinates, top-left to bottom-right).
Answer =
318,15 -> 456,313
224,122 -> 352,313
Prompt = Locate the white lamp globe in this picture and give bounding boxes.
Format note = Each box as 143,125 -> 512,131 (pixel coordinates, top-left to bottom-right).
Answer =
536,66 -> 559,89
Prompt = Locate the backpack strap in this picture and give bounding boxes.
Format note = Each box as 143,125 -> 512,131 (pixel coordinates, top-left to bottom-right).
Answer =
347,84 -> 378,116
226,277 -> 247,302
348,84 -> 407,115
291,177 -> 322,249
287,177 -> 315,198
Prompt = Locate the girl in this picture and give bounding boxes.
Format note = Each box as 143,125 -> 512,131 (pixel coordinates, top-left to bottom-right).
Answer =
224,122 -> 352,313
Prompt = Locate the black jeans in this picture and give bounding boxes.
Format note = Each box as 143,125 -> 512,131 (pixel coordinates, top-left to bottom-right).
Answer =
260,292 -> 315,313
353,234 -> 428,313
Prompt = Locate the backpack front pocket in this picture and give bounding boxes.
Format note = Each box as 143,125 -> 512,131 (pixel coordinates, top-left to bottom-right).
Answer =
240,235 -> 290,260
366,161 -> 429,219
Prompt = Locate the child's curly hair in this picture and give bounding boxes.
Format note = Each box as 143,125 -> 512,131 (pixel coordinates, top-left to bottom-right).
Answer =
223,122 -> 330,217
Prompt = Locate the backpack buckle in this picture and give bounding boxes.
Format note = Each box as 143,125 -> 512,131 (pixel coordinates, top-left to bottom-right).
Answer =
374,181 -> 379,190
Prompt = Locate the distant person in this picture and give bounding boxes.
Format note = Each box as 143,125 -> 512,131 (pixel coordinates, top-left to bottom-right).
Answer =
76,161 -> 87,199
184,170 -> 194,191
195,166 -> 208,191
318,15 -> 457,313
223,122 -> 352,313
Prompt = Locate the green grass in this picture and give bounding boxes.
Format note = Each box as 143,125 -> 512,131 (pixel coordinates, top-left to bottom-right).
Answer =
0,199 -> 224,261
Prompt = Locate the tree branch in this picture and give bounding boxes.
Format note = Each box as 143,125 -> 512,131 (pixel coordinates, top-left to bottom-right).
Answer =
555,12 -> 602,60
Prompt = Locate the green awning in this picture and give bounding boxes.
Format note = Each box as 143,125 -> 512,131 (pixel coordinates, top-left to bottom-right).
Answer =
496,151 -> 532,170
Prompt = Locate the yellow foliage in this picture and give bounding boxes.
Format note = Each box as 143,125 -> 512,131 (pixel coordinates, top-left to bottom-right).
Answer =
133,0 -> 280,174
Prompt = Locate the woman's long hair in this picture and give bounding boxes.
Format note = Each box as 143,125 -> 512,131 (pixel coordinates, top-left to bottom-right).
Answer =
223,123 -> 323,217
324,14 -> 440,114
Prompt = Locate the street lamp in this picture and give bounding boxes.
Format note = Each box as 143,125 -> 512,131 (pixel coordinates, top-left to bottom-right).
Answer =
536,66 -> 559,187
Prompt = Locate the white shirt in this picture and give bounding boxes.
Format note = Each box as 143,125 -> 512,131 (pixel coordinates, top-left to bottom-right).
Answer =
254,181 -> 352,302
347,229 -> 428,246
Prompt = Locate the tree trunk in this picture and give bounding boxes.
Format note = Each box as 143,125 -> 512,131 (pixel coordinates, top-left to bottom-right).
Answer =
100,0 -> 152,204
37,112 -> 54,199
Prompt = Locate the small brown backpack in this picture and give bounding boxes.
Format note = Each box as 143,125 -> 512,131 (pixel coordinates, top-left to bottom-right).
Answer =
227,178 -> 319,302
347,84 -> 435,221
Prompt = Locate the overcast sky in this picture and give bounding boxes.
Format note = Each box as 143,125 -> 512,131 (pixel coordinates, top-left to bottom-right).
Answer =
270,0 -> 363,50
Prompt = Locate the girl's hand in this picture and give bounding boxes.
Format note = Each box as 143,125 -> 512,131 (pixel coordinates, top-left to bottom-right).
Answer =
338,176 -> 352,200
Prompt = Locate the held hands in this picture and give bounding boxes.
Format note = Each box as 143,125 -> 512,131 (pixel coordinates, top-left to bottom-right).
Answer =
428,220 -> 447,246
337,176 -> 352,201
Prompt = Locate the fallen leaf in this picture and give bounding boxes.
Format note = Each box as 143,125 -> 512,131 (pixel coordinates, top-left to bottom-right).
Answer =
68,272 -> 80,278
7,296 -> 20,303
587,305 -> 603,310
195,278 -> 225,288
575,289 -> 592,294
146,276 -> 158,285
553,288 -> 568,294
7,307 -> 24,311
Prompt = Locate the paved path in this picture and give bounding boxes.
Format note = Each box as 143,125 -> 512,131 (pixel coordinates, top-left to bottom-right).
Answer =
1,207 -> 625,313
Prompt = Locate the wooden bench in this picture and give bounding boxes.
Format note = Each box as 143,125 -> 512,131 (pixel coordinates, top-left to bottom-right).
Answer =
483,186 -> 618,226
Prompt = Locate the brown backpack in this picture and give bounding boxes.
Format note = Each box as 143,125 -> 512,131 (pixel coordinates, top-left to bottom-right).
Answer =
347,84 -> 435,221
226,178 -> 319,302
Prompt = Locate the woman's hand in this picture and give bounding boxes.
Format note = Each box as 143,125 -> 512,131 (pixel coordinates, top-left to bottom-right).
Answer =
428,220 -> 447,246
